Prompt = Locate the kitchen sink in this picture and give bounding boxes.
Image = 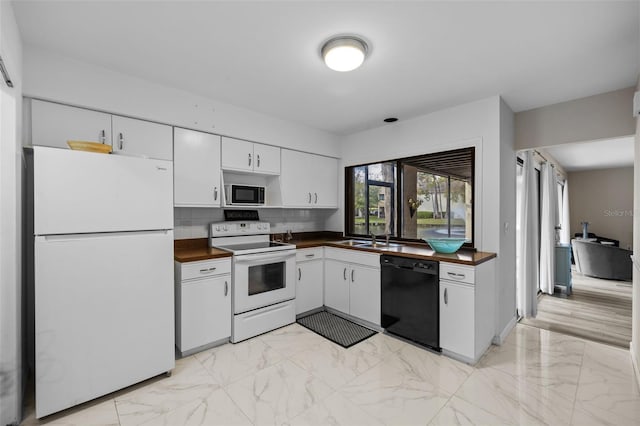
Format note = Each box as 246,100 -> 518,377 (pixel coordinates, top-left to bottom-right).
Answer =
336,239 -> 369,246
356,242 -> 403,249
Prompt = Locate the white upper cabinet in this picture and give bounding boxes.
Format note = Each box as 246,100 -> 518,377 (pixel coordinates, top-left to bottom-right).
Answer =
30,100 -> 172,161
253,143 -> 280,175
313,154 -> 338,208
112,115 -> 173,161
221,137 -> 280,175
281,149 -> 338,208
174,128 -> 222,207
281,149 -> 311,207
31,99 -> 112,149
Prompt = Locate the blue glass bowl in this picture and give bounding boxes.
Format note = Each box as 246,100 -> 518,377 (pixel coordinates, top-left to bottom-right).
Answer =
424,238 -> 466,254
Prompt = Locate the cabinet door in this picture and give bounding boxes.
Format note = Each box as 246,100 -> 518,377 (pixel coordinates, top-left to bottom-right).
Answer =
112,115 -> 173,160
253,143 -> 280,175
439,281 -> 474,358
324,259 -> 350,314
281,149 -> 313,207
296,260 -> 324,315
179,275 -> 231,352
221,137 -> 254,172
174,128 -> 221,207
31,100 -> 112,149
312,155 -> 338,208
349,265 -> 381,325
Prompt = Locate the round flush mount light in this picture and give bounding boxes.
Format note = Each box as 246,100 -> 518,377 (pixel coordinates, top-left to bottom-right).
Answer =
321,36 -> 368,72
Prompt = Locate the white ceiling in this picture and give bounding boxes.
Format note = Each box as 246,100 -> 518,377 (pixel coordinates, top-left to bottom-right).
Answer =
12,1 -> 640,135
544,136 -> 635,172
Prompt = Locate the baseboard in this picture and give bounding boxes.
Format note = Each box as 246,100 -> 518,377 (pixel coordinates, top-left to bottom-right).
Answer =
631,342 -> 640,392
493,315 -> 517,345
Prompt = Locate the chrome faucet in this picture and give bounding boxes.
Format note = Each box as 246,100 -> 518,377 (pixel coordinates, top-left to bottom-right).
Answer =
385,233 -> 391,245
286,229 -> 293,242
370,233 -> 376,245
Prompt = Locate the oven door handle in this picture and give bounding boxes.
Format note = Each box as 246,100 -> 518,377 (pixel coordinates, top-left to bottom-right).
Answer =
233,251 -> 296,265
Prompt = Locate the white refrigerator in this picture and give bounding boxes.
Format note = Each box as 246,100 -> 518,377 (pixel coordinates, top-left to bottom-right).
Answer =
32,147 -> 175,418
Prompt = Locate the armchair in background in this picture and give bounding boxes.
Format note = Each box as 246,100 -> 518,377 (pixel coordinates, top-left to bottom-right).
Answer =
572,239 -> 632,281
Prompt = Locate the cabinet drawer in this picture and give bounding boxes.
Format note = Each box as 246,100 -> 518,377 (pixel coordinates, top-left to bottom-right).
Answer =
324,247 -> 380,268
440,262 -> 475,284
180,259 -> 231,281
296,247 -> 323,262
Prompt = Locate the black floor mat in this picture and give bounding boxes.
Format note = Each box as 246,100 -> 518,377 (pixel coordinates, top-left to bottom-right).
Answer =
297,310 -> 377,348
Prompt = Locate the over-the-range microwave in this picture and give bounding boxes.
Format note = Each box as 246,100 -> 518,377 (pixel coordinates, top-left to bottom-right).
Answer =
224,184 -> 266,205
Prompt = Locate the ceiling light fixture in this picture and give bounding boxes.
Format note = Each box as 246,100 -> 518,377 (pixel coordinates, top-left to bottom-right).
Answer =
321,36 -> 368,72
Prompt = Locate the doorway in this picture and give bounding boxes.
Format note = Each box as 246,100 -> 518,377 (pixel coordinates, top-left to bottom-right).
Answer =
515,137 -> 634,348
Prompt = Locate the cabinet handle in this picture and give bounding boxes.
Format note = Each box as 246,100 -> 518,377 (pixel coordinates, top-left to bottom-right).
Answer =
214,187 -> 218,201
308,192 -> 312,203
118,133 -> 124,150
224,281 -> 228,296
305,254 -> 315,258
343,267 -> 347,280
351,269 -> 355,282
444,288 -> 448,305
248,153 -> 252,166
298,267 -> 301,280
314,193 -> 318,204
447,272 -> 465,279
199,267 -> 216,274
99,129 -> 106,144
257,154 -> 261,168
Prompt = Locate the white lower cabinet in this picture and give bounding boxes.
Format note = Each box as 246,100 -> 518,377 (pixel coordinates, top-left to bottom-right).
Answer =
324,248 -> 381,326
324,259 -> 351,314
295,248 -> 324,315
348,265 -> 381,325
439,260 -> 495,364
175,258 -> 231,355
439,281 -> 474,357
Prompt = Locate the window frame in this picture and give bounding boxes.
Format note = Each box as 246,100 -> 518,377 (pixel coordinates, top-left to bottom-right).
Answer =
345,163 -> 396,238
345,147 -> 475,248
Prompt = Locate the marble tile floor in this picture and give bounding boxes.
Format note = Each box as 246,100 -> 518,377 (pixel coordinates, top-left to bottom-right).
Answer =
21,323 -> 640,426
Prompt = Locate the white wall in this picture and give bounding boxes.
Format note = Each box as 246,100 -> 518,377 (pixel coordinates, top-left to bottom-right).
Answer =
632,77 -> 640,387
0,2 -> 23,424
498,98 -> 517,339
330,96 -> 517,340
22,46 -> 341,158
175,208 -> 333,239
569,167 -> 634,249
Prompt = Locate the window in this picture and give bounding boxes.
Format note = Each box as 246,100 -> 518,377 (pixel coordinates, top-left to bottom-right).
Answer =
346,147 -> 474,246
347,162 -> 396,237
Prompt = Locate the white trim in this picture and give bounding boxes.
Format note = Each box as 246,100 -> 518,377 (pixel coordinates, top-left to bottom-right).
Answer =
493,315 -> 517,345
629,342 -> 640,389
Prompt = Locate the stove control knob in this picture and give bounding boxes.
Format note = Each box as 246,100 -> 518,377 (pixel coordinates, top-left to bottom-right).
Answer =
223,225 -> 228,231
215,226 -> 221,231
257,223 -> 262,230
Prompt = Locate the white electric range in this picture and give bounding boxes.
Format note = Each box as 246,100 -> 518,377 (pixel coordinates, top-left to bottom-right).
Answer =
209,219 -> 296,342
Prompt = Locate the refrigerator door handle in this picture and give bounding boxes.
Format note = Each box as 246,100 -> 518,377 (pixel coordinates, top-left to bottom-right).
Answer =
37,230 -> 171,242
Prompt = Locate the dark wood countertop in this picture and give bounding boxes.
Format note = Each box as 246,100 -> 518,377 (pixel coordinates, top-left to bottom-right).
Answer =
289,233 -> 496,266
174,239 -> 232,263
174,233 -> 496,266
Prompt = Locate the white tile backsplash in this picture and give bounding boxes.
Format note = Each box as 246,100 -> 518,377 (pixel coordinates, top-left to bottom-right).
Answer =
173,208 -> 331,240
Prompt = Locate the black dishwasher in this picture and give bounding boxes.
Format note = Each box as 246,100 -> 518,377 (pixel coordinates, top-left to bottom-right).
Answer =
381,255 -> 440,351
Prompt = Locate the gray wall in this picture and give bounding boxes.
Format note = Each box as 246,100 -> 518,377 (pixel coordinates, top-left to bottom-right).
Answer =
515,87 -> 636,150
568,167 -> 634,250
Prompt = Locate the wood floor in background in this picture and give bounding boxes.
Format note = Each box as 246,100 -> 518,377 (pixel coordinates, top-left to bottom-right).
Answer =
520,269 -> 632,348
